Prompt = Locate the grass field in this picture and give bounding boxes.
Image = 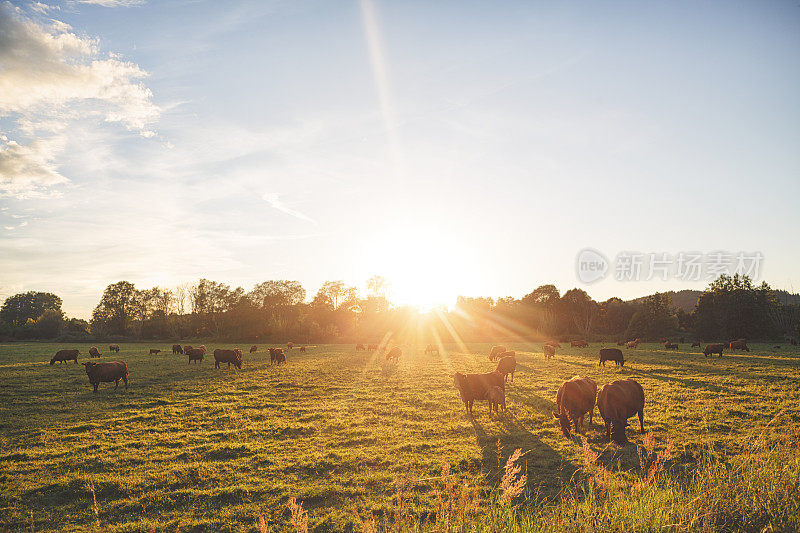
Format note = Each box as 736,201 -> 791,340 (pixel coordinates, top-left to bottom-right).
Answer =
1,341 -> 799,532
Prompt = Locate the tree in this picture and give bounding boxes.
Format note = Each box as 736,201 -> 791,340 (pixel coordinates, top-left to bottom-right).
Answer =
367,276 -> 389,298
35,309 -> 64,338
560,289 -> 598,337
625,292 -> 679,340
695,274 -> 777,340
316,281 -> 358,310
0,291 -> 62,327
91,281 -> 140,336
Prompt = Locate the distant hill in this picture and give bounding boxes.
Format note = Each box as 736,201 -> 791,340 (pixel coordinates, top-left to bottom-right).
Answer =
628,288 -> 800,312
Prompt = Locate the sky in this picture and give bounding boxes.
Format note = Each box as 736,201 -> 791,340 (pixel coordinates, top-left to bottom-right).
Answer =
0,0 -> 799,319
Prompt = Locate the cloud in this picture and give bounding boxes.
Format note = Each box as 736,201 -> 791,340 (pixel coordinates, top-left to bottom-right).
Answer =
263,192 -> 316,224
77,0 -> 146,7
0,3 -> 158,197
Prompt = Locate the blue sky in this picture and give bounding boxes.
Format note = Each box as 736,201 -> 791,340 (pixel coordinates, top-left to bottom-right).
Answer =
1,0 -> 798,318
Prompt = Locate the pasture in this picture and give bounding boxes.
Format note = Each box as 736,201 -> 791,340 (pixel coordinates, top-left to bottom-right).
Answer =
0,341 -> 798,532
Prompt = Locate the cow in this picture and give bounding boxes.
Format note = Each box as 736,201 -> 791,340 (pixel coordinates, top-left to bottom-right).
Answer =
250,345 -> 257,353
368,344 -> 379,351
495,355 -> 516,382
149,349 -> 161,355
187,348 -> 204,364
543,344 -> 555,359
599,348 -> 625,367
571,340 -> 589,348
234,348 -> 243,358
287,342 -> 294,350
172,344 -> 183,355
424,344 -> 439,355
385,347 -> 402,363
545,341 -> 561,348
82,361 -> 128,393
269,348 -> 285,365
488,386 -> 506,413
625,341 -> 638,348
692,341 -> 701,348
51,349 -> 79,365
214,349 -> 242,369
488,345 -> 507,361
452,371 -> 505,416
183,345 -> 193,355
198,345 -> 206,353
552,376 -> 597,437
664,342 -> 679,350
729,339 -> 750,352
356,343 -> 366,351
299,346 -> 306,353
704,343 -> 725,357
597,378 -> 645,445
88,346 -> 101,358
108,344 -> 120,353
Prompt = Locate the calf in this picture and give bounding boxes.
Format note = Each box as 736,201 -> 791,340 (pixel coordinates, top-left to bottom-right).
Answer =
51,349 -> 79,365
385,347 -> 402,363
214,349 -> 242,369
597,378 -> 645,445
553,376 -> 597,437
729,339 -> 750,352
108,344 -> 120,353
89,346 -> 101,358
571,340 -> 589,348
704,343 -> 725,357
488,386 -> 506,413
149,349 -> 161,355
543,344 -> 555,359
664,342 -> 679,350
250,345 -> 257,353
187,348 -> 204,364
495,355 -> 517,382
488,345 -> 507,361
82,361 -> 128,393
172,344 -> 183,355
599,348 -> 625,367
452,371 -> 505,416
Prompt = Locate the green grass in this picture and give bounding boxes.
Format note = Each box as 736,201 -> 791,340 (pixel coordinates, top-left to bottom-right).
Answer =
0,341 -> 798,531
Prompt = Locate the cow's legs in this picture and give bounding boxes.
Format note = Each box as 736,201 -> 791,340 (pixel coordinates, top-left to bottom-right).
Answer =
638,410 -> 645,433
114,379 -> 119,390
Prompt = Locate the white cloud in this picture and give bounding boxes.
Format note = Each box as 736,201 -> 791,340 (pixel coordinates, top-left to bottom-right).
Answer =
0,135 -> 69,198
77,0 -> 146,7
263,192 -> 317,224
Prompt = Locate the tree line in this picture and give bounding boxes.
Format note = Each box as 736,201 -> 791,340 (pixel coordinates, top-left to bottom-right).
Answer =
1,274 -> 798,343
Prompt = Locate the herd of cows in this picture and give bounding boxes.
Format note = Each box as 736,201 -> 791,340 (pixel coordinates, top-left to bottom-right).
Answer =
45,337 -> 764,445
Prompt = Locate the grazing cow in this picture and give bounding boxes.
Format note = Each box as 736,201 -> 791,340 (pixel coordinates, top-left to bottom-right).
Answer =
187,348 -> 204,364
495,355 -> 517,382
552,376 -> 597,437
729,339 -> 750,352
599,348 -> 625,367
625,341 -> 638,349
149,349 -> 161,355
287,342 -> 294,350
183,345 -> 193,354
368,344 -> 379,351
108,344 -> 120,353
692,341 -> 701,348
664,342 -> 679,350
82,361 -> 128,393
213,349 -> 242,369
488,345 -> 507,361
385,347 -> 402,363
488,386 -> 506,413
543,344 -> 555,359
89,346 -> 101,358
452,371 -> 505,415
299,346 -> 306,353
250,345 -> 257,353
424,344 -> 439,355
704,343 -> 725,357
571,340 -> 589,348
269,348 -> 285,365
597,378 -> 645,445
356,343 -> 365,351
172,344 -> 183,355
51,349 -> 79,365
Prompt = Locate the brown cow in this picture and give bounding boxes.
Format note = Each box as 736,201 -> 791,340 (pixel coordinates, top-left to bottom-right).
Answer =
82,361 -> 128,393
704,343 -> 725,357
149,349 -> 161,355
553,376 -> 597,437
597,378 -> 645,445
495,355 -> 516,382
299,346 -> 306,353
89,346 -> 101,358
599,348 -> 625,367
108,344 -> 120,353
385,347 -> 402,363
269,348 -> 285,365
545,341 -> 561,348
250,345 -> 257,353
287,342 -> 294,350
172,344 -> 183,355
183,345 -> 193,354
452,371 -> 505,415
187,348 -> 204,364
234,348 -> 243,358
625,340 -> 638,348
664,342 -> 679,350
51,349 -> 79,365
488,386 -> 506,413
543,344 -> 555,359
488,345 -> 507,361
691,341 -> 701,348
571,340 -> 589,348
729,339 -> 749,352
214,349 -> 242,369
